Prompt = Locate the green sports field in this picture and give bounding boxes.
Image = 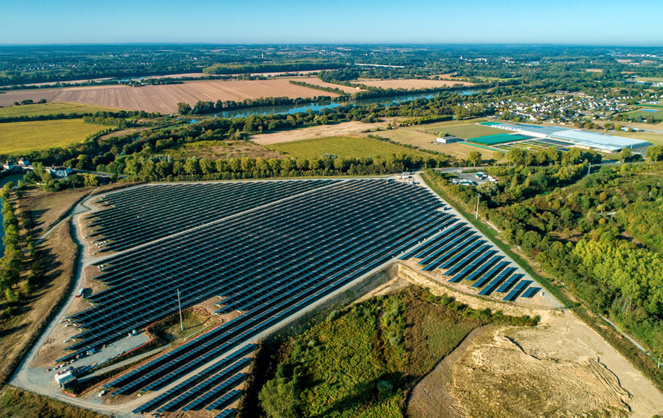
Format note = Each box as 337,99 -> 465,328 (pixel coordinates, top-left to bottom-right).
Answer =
470,133 -> 530,145
0,102 -> 117,118
267,136 -> 427,160
433,123 -> 506,139
0,119 -> 108,155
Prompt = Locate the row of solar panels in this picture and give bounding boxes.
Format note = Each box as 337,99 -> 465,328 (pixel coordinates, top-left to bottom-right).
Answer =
401,223 -> 541,301
60,181 -> 445,363
86,180 -> 338,252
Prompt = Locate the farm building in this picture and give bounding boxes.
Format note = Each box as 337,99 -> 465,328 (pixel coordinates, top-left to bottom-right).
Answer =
479,122 -> 649,152
436,135 -> 462,144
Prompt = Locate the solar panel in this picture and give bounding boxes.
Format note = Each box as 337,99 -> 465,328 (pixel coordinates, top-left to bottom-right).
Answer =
464,256 -> 503,285
495,272 -> 522,293
521,286 -> 541,298
478,268 -> 518,296
504,280 -> 533,301
447,250 -> 497,282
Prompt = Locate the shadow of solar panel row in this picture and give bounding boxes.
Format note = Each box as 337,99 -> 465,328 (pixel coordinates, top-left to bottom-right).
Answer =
460,255 -> 503,284
214,409 -> 236,418
86,180 -> 338,252
62,183 -> 444,360
418,229 -> 475,268
205,390 -> 243,413
61,181 -> 443,371
130,345 -> 254,413
437,241 -> 486,270
470,259 -> 508,288
69,182 -> 418,329
495,271 -> 522,293
477,267 -> 518,296
106,213 -> 444,395
104,214 -> 442,399
396,219 -> 460,260
448,250 -> 498,283
503,279 -> 533,301
521,287 -> 541,298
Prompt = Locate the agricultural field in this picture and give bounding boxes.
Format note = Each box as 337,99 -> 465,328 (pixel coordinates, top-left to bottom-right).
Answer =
0,102 -> 116,118
266,135 -> 426,160
0,119 -> 107,154
0,78 -> 340,114
355,78 -> 473,89
287,76 -> 363,93
163,140 -> 285,160
374,127 -> 498,160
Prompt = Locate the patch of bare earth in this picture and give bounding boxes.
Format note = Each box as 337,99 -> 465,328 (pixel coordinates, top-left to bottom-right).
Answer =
251,118 -> 404,145
407,326 -> 492,418
20,187 -> 97,237
422,310 -> 663,417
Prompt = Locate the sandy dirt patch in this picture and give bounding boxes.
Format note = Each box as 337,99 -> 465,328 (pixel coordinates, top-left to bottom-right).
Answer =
421,310 -> 663,417
251,119 -> 402,145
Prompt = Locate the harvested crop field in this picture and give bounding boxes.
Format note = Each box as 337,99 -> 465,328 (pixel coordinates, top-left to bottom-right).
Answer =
1,79 -> 340,114
356,79 -> 473,89
0,102 -> 116,118
287,77 -> 363,93
0,119 -> 107,154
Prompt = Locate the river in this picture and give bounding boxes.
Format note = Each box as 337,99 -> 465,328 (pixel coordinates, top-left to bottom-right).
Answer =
0,173 -> 25,255
211,90 -> 478,119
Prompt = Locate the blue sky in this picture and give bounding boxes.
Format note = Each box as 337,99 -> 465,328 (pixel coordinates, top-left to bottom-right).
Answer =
1,0 -> 662,45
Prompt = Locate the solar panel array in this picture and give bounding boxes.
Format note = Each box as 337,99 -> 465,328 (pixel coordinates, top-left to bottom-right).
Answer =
86,180 -> 338,252
400,221 -> 538,300
68,179 -> 456,413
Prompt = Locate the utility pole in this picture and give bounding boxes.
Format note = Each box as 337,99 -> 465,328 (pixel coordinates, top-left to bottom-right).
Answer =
177,288 -> 183,331
475,194 -> 480,219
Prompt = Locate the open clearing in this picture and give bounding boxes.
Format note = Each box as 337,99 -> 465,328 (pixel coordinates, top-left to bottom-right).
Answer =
0,119 -> 107,154
286,77 -> 363,93
251,119 -> 402,145
1,79 -> 340,114
608,130 -> 663,145
356,79 -> 473,89
443,310 -> 663,417
266,135 -> 427,160
163,140 -> 285,160
0,102 -> 117,118
372,127 -> 497,160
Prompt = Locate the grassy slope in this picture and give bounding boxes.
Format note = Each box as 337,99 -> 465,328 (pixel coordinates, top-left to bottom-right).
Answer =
255,287 -> 537,417
0,102 -> 116,118
0,222 -> 77,384
0,386 -> 102,418
267,136 -> 426,160
0,119 -> 106,154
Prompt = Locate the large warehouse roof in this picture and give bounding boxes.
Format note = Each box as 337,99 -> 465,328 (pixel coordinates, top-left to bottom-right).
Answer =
550,130 -> 650,152
482,122 -> 650,152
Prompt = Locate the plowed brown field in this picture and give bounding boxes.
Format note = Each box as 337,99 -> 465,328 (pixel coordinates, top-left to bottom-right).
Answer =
0,79 -> 338,114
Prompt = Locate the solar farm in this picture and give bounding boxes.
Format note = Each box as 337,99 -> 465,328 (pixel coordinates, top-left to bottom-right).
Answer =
40,178 -> 549,416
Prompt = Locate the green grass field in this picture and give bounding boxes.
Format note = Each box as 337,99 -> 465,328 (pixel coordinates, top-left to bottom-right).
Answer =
267,135 -> 426,160
424,123 -> 506,139
609,130 -> 663,146
624,109 -> 663,122
0,102 -> 116,118
0,119 -> 108,154
471,133 -> 530,145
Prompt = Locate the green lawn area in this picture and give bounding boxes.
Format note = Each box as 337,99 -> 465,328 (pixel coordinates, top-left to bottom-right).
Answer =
425,123 -> 506,139
609,130 -> 663,146
0,119 -> 108,154
470,133 -> 530,145
624,109 -> 663,122
0,102 -> 116,118
267,135 -> 426,160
